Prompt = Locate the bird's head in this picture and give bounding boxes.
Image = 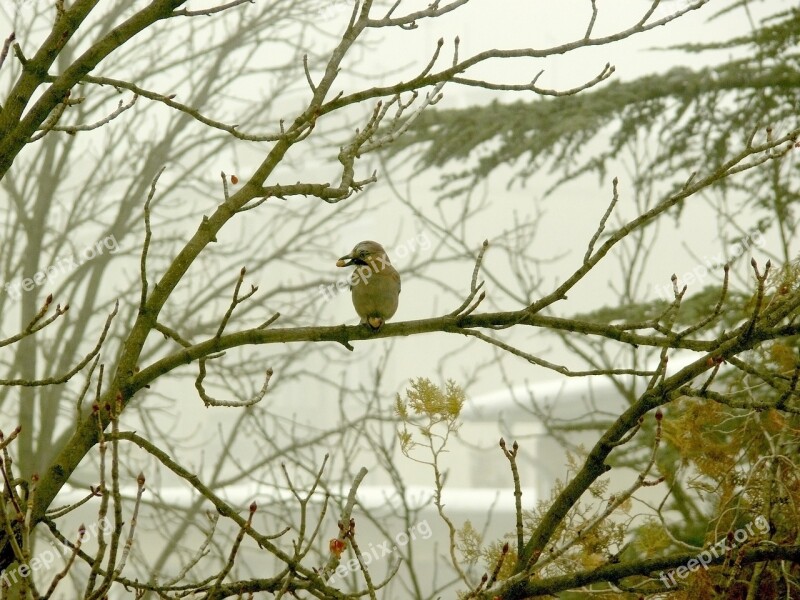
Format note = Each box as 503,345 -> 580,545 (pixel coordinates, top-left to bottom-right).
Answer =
336,241 -> 390,267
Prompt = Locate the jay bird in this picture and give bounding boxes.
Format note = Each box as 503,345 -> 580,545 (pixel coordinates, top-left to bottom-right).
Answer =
336,241 -> 401,330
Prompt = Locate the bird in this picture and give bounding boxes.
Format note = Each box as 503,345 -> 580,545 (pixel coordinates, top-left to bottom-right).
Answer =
336,241 -> 401,330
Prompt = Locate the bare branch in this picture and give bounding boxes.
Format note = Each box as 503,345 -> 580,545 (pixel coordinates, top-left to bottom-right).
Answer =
0,32 -> 15,72
0,302 -> 118,387
321,466 -> 368,580
77,75 -> 284,142
139,168 -> 165,311
45,95 -> 138,135
584,177 -> 619,263
173,0 -> 255,17
195,361 -> 273,408
0,295 -> 68,349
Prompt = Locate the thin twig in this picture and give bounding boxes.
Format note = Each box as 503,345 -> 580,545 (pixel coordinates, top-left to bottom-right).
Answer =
584,176 -> 619,263
0,301 -> 118,386
449,240 -> 488,316
140,168 -> 165,311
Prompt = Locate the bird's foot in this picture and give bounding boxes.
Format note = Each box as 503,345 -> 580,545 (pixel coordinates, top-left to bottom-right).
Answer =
363,317 -> 384,331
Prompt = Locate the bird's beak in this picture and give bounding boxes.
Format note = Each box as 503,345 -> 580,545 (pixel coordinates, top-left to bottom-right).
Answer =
336,253 -> 354,267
